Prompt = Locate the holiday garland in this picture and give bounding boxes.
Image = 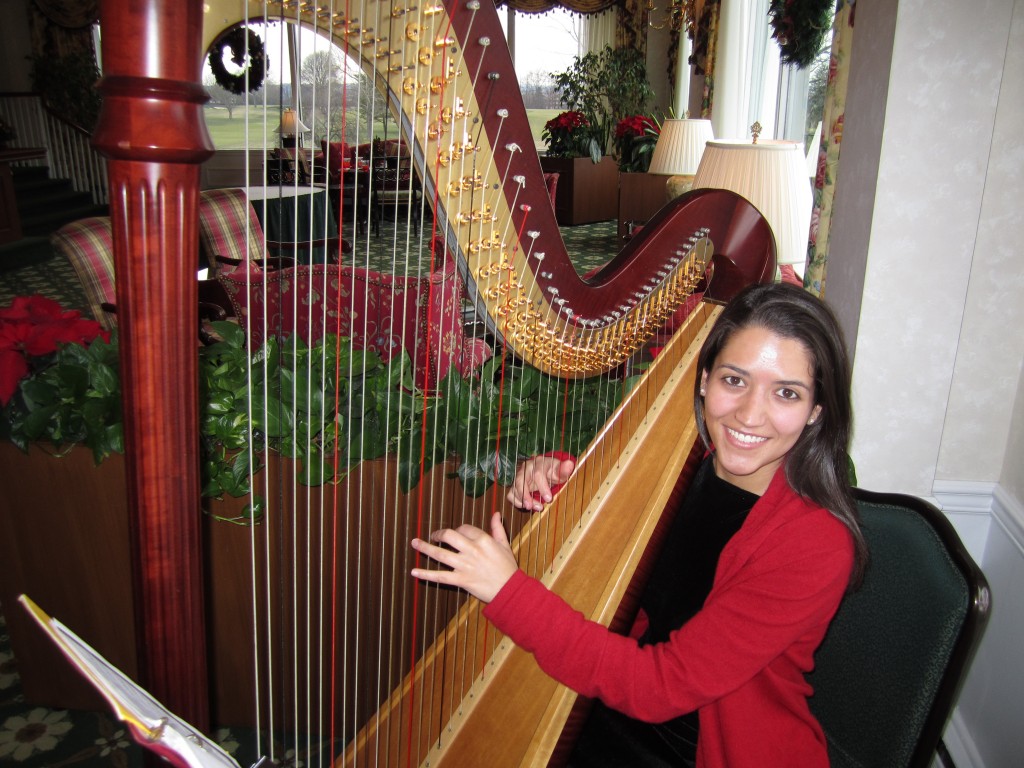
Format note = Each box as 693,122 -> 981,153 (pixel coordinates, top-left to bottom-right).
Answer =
768,0 -> 834,69
209,27 -> 268,95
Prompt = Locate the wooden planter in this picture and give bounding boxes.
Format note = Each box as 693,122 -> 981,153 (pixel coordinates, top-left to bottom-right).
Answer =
0,443 -> 520,739
0,444 -> 136,712
539,155 -> 619,226
617,171 -> 671,240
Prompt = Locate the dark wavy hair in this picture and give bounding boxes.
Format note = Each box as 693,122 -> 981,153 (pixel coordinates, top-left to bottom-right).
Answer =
694,283 -> 867,587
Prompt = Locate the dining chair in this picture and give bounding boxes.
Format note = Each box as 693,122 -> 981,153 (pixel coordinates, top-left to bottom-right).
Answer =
806,489 -> 990,768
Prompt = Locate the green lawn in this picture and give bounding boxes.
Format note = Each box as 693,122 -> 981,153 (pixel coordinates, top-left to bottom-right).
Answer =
205,106 -> 561,152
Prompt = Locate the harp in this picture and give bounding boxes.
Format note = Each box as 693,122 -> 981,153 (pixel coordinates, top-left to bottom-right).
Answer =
94,0 -> 774,766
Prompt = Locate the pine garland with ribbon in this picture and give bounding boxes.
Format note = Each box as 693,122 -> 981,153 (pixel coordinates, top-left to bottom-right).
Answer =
209,27 -> 268,95
768,0 -> 834,69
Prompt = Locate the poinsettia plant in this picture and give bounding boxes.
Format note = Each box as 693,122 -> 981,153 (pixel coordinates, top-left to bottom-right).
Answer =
1,296 -> 629,520
0,295 -> 110,406
614,114 -> 661,172
541,110 -> 599,161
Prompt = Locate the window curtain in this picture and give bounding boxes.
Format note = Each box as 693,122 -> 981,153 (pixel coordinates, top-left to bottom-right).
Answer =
497,0 -> 619,15
581,8 -> 617,54
710,0 -> 775,140
29,0 -> 98,59
694,0 -> 721,118
804,0 -> 854,296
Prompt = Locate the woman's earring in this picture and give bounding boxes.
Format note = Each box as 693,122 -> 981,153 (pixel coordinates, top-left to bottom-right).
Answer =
699,388 -> 706,396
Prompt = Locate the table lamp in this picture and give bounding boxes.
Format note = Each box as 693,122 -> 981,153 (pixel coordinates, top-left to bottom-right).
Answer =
647,118 -> 715,201
692,132 -> 812,281
276,108 -> 309,148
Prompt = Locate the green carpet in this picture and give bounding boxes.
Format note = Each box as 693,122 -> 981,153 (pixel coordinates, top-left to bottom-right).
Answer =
0,238 -> 90,317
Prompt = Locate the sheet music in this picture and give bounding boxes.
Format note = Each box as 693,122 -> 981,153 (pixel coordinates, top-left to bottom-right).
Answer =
18,594 -> 246,768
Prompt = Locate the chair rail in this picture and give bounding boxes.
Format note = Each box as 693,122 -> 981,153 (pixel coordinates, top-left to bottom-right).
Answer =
0,92 -> 109,206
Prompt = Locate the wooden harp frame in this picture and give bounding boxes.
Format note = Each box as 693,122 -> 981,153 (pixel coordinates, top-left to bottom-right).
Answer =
93,0 -> 774,764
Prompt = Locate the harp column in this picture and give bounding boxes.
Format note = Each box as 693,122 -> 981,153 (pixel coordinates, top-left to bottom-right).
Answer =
92,0 -> 214,729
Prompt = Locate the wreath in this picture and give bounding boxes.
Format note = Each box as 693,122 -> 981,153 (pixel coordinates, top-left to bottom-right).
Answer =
768,0 -> 834,69
209,27 -> 268,95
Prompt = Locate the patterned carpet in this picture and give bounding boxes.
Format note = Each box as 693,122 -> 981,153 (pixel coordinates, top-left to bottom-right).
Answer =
0,217 -> 620,767
0,220 -> 618,322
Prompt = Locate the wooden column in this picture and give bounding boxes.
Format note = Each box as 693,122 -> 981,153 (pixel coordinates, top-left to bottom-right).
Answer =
92,0 -> 214,729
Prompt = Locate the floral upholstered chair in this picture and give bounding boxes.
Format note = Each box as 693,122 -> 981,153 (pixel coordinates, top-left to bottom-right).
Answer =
217,258 -> 491,389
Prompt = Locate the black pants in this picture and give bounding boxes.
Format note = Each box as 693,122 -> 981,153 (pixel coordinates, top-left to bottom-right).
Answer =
567,702 -> 698,768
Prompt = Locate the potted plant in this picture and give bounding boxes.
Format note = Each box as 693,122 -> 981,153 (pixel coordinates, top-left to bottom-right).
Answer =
0,293 -> 631,715
541,45 -> 654,226
613,114 -> 669,239
614,115 -> 661,173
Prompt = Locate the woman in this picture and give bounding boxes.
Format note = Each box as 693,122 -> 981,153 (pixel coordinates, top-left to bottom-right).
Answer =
411,283 -> 867,767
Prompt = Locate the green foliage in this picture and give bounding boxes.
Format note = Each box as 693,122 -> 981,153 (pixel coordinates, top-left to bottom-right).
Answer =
768,0 -> 835,69
29,51 -> 102,132
1,334 -> 122,463
197,321 -> 417,521
551,46 -> 654,158
4,322 -> 631,522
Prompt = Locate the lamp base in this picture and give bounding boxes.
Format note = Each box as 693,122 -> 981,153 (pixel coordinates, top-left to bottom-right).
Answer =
665,174 -> 696,201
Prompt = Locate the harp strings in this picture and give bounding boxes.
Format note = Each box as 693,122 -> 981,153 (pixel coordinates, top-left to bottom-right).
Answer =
229,0 -> 653,764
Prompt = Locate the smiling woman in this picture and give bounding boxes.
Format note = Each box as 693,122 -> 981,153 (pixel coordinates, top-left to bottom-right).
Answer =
414,282 -> 869,768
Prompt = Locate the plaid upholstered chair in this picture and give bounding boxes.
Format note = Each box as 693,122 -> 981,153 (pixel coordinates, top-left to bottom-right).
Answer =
51,216 -> 117,330
198,187 -> 349,276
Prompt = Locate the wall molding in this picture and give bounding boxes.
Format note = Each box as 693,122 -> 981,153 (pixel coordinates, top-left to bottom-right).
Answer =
992,483 -> 1024,557
944,707 -> 986,768
931,480 -> 998,565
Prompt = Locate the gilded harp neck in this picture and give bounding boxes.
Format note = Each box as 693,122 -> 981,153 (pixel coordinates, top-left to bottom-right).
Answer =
262,0 -> 752,376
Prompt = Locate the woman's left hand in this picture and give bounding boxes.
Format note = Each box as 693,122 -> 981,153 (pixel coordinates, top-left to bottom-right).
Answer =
410,512 -> 518,603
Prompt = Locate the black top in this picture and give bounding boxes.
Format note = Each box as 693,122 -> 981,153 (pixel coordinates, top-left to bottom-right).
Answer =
568,457 -> 758,768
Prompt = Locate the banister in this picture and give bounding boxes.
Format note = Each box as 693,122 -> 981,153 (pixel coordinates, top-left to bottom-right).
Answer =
0,91 -> 109,206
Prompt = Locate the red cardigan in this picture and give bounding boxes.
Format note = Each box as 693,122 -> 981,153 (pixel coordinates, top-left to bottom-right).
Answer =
483,465 -> 853,768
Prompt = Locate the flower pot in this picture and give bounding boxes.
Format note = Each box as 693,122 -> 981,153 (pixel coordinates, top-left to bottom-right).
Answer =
0,443 -> 519,738
539,155 -> 619,226
0,444 -> 136,712
617,171 -> 672,240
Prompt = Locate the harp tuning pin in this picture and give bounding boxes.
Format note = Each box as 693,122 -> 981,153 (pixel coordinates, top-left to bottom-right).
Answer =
513,175 -> 525,186
527,230 -> 539,239
520,204 -> 532,212
497,108 -> 509,117
540,271 -> 553,278
467,1 -> 481,8
505,142 -> 521,153
533,252 -> 545,260
479,36 -> 491,46
547,286 -> 560,295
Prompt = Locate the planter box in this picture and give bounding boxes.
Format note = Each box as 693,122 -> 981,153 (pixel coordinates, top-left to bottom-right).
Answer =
539,155 -> 618,226
617,171 -> 671,240
0,444 -> 135,712
0,444 -> 521,738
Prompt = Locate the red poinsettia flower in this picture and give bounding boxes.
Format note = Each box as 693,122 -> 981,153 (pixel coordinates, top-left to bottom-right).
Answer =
0,294 -> 109,405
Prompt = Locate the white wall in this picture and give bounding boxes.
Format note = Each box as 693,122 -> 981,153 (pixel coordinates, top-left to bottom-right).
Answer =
827,0 -> 1024,765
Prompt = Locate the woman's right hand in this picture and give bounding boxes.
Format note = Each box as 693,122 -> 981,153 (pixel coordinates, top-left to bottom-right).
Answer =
506,455 -> 576,511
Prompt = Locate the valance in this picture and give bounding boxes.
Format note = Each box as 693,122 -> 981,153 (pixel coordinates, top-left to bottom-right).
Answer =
32,0 -> 99,29
496,0 -> 622,16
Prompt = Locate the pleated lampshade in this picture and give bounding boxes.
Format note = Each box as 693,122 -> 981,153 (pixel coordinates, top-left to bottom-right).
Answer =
692,139 -> 812,276
647,119 -> 715,200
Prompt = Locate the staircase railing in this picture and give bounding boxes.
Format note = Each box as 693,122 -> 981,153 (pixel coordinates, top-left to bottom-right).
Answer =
0,92 -> 109,206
